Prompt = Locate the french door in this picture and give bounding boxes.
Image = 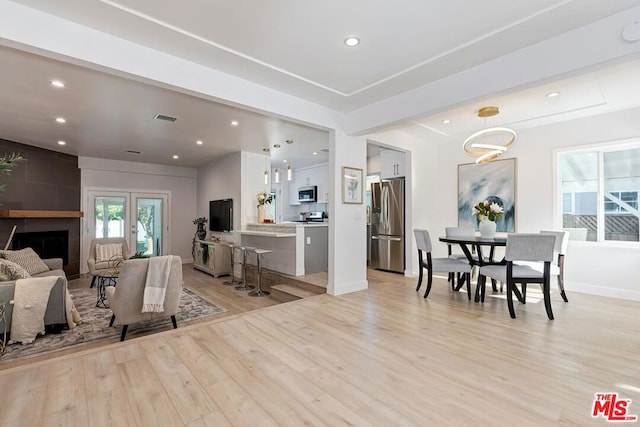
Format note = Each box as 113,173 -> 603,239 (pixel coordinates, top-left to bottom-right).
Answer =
83,189 -> 169,270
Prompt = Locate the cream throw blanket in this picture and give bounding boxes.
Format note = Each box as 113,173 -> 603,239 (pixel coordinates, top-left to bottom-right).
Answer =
142,255 -> 173,313
10,276 -> 58,344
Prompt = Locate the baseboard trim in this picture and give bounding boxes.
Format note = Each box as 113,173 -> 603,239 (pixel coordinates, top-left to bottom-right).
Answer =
328,279 -> 368,296
567,281 -> 640,301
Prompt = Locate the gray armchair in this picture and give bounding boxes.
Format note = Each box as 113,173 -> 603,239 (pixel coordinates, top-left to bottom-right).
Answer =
87,237 -> 130,288
105,256 -> 183,341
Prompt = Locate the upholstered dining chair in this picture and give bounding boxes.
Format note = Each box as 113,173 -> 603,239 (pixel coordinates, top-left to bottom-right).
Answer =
105,256 -> 183,341
516,230 -> 569,303
478,233 -> 556,319
414,229 -> 473,300
445,226 -> 477,289
87,237 -> 131,288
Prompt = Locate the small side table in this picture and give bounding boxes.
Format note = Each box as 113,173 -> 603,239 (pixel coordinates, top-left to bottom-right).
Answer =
96,272 -> 118,308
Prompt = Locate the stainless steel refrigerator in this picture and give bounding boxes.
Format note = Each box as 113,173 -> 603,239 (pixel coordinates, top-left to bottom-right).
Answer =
370,179 -> 405,273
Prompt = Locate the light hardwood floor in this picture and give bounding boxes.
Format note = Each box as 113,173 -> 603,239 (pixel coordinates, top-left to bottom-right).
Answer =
1,268 -> 639,426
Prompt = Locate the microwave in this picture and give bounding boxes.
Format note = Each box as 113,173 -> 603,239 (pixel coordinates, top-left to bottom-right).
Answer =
298,186 -> 317,202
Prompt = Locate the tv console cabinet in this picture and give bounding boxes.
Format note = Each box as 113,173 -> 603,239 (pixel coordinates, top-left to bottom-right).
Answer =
192,240 -> 232,277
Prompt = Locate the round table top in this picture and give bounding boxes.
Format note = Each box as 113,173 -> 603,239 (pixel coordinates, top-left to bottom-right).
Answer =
439,236 -> 507,246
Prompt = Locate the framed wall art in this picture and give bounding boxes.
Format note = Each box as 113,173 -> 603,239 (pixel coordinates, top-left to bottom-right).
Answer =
458,158 -> 516,232
342,166 -> 363,204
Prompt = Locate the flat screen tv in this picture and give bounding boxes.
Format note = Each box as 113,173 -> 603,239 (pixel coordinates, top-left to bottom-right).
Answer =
209,199 -> 233,232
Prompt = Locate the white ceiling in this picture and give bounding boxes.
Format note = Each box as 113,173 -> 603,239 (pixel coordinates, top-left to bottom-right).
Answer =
2,1 -> 640,167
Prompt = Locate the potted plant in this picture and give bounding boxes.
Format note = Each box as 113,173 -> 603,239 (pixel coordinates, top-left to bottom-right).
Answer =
193,217 -> 208,240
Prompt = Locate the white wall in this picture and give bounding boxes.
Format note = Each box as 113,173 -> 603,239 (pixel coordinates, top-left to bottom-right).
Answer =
242,152 -> 272,226
434,108 -> 640,300
197,151 -> 242,243
328,132 -> 368,295
79,157 -> 197,267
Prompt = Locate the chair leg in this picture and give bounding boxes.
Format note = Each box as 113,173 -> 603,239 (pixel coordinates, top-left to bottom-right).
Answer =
491,279 -> 498,292
506,281 -> 517,319
543,280 -> 554,320
120,325 -> 129,342
558,275 -> 568,303
90,275 -> 97,288
423,270 -> 434,298
416,260 -> 423,291
109,314 -> 115,327
475,275 -> 486,303
465,272 -> 471,301
171,315 -> 178,329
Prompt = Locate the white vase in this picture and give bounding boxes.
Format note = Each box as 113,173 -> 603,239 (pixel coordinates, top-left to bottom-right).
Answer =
479,218 -> 496,238
257,205 -> 265,223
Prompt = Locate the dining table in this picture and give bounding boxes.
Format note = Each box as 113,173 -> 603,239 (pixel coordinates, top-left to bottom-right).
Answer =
439,235 -> 508,302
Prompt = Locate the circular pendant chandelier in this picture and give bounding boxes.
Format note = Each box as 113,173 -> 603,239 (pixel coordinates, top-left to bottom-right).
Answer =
463,106 -> 516,164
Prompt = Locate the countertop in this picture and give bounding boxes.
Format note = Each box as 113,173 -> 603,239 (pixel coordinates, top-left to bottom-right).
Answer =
239,230 -> 296,237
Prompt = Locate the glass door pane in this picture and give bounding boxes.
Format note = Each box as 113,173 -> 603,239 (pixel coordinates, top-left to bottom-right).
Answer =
94,196 -> 126,238
133,194 -> 167,257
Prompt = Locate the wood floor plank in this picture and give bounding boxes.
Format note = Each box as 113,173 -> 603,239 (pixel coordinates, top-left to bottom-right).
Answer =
140,337 -> 217,424
116,356 -> 184,425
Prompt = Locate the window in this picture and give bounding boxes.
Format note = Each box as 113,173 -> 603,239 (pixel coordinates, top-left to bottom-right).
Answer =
558,143 -> 640,242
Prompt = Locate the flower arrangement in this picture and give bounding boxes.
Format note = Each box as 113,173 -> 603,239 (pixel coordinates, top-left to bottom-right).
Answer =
193,217 -> 208,225
256,191 -> 274,207
473,200 -> 504,222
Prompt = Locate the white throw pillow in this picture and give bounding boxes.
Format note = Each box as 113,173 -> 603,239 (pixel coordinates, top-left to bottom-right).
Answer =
95,243 -> 123,262
0,248 -> 49,275
0,258 -> 32,280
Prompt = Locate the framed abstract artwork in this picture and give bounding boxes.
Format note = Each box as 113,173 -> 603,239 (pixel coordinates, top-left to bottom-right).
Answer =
458,158 -> 516,232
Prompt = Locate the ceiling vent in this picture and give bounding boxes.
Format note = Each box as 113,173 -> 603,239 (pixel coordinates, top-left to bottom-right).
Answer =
153,114 -> 178,122
127,150 -> 141,154
320,148 -> 329,153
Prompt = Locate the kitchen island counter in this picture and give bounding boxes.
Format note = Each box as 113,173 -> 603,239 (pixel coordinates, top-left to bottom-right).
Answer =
240,223 -> 328,276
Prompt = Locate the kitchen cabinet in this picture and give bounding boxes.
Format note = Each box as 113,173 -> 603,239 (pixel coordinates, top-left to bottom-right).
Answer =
315,164 -> 329,203
381,149 -> 405,179
297,168 -> 317,187
288,172 -> 301,205
288,163 -> 330,205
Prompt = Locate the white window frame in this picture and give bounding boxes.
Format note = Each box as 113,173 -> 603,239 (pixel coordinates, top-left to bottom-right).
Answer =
554,138 -> 640,246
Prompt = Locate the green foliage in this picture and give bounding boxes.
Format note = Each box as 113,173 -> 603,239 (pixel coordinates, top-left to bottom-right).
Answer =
0,153 -> 25,193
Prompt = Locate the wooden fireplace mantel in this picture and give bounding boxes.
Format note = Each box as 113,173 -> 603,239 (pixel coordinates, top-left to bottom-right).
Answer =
0,210 -> 84,218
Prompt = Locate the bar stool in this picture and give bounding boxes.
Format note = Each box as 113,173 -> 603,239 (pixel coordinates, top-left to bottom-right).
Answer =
222,242 -> 241,286
248,248 -> 272,297
234,246 -> 255,291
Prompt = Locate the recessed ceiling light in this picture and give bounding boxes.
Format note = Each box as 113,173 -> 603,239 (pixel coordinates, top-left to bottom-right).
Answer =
344,36 -> 360,47
50,80 -> 65,88
546,91 -> 560,98
442,119 -> 451,124
230,120 -> 239,126
55,117 -> 66,123
57,140 -> 66,145
313,152 -> 318,155
172,155 -> 179,159
283,159 -> 288,163
196,140 -> 203,145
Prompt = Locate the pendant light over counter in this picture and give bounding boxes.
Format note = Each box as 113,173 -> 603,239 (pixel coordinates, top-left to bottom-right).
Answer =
263,147 -> 270,184
286,139 -> 294,181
